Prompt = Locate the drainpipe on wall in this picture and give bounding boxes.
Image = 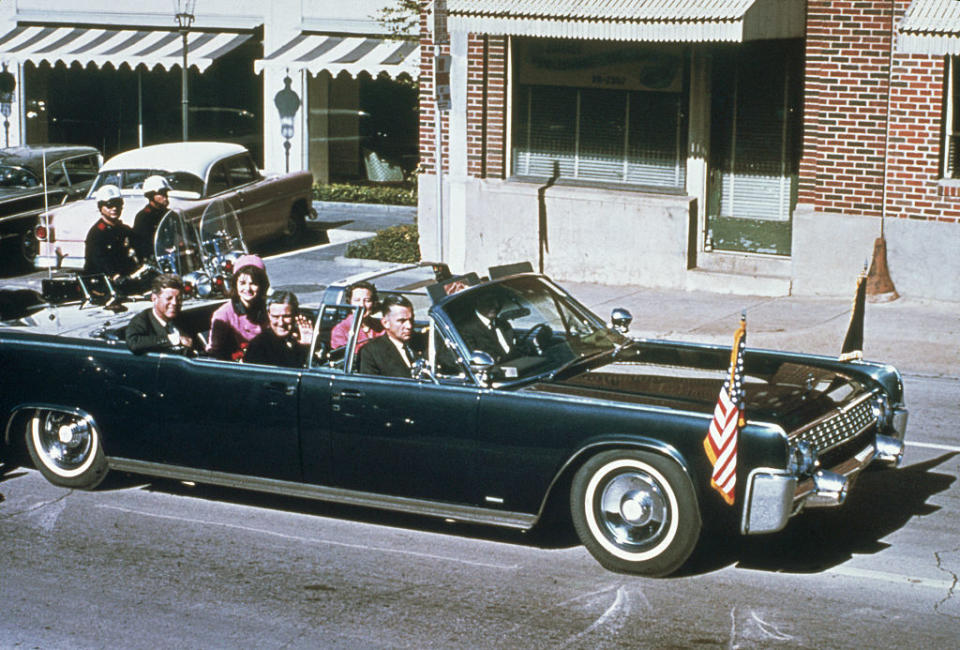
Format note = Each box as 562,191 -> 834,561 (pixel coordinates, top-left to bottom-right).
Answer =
869,0 -> 900,302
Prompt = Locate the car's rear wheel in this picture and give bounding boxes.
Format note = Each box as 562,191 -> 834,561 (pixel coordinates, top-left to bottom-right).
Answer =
283,204 -> 307,243
571,450 -> 700,576
26,410 -> 108,489
20,225 -> 38,264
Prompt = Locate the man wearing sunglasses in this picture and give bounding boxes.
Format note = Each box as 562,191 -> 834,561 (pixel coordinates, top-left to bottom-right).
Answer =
84,184 -> 141,281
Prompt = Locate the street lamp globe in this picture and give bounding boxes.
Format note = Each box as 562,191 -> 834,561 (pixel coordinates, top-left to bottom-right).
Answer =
174,0 -> 197,29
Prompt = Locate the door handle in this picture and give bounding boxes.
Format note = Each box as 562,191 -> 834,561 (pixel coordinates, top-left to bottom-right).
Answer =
331,388 -> 363,412
266,381 -> 296,396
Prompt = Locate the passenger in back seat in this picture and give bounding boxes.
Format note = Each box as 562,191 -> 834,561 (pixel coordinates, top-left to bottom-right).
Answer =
126,273 -> 197,355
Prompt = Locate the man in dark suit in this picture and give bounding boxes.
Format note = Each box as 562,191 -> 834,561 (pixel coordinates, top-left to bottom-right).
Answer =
457,292 -> 515,362
358,295 -> 419,378
125,273 -> 196,354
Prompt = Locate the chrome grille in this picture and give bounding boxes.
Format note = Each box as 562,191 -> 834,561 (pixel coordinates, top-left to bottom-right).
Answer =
792,395 -> 877,455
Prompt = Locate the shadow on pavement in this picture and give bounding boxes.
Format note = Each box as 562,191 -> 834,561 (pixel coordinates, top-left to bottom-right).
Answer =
680,452 -> 957,576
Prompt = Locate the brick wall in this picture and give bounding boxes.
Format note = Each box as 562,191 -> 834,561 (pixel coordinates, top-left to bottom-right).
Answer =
465,35 -> 507,178
885,54 -> 960,224
802,0 -> 960,224
800,0 -> 896,217
419,1 -> 448,175
418,1 -> 506,178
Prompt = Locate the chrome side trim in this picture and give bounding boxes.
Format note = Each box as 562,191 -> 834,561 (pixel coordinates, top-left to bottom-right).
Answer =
107,457 -> 538,530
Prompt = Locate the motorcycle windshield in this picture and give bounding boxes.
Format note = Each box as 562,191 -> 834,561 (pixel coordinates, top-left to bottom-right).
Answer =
199,198 -> 247,261
154,210 -> 202,276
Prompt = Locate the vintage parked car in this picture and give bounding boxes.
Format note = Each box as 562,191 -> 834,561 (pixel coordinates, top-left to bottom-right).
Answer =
32,142 -> 315,270
0,263 -> 908,576
0,144 -> 102,264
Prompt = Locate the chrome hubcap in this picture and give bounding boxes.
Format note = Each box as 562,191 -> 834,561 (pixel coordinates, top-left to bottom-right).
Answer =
38,413 -> 93,471
598,471 -> 669,550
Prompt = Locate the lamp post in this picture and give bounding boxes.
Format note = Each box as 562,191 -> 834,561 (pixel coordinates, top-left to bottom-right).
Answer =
274,75 -> 301,173
174,0 -> 197,141
0,64 -> 16,147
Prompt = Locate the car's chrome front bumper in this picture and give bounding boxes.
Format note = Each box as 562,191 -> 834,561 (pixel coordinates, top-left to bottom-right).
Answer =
741,407 -> 908,535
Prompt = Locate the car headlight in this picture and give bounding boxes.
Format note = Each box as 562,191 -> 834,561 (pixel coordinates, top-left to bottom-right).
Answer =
183,271 -> 213,298
872,392 -> 891,429
787,440 -> 817,476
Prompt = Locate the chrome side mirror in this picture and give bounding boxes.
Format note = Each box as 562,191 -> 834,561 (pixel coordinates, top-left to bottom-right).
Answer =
411,357 -> 437,383
469,350 -> 496,385
611,308 -> 632,333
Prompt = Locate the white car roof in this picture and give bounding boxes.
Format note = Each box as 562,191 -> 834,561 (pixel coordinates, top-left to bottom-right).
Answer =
99,142 -> 248,179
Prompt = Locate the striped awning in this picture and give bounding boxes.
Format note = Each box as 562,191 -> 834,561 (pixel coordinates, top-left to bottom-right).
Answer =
255,34 -> 419,78
447,0 -> 805,42
0,25 -> 252,72
898,0 -> 960,55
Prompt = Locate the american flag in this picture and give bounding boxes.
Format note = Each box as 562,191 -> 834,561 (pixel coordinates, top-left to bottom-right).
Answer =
703,315 -> 746,506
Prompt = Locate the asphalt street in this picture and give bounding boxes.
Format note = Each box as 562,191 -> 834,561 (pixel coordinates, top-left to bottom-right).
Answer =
1,202 -> 958,647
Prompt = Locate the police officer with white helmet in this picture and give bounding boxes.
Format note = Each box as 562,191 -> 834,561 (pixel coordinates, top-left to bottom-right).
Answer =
84,184 -> 140,281
132,175 -> 172,260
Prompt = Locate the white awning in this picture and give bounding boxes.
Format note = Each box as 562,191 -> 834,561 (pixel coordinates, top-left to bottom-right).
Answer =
447,0 -> 805,42
898,0 -> 960,55
255,34 -> 419,79
0,25 -> 252,72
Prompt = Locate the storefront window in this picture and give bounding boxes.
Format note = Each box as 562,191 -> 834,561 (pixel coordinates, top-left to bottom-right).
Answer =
944,57 -> 960,179
511,39 -> 687,191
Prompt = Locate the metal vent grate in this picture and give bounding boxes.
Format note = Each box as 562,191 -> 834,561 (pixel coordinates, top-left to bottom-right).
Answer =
792,395 -> 876,455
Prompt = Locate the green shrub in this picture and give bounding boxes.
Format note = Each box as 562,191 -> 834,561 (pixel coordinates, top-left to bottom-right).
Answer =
313,182 -> 417,206
346,223 -> 421,263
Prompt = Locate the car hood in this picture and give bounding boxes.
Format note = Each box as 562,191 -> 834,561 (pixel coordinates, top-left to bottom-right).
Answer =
524,352 -> 872,432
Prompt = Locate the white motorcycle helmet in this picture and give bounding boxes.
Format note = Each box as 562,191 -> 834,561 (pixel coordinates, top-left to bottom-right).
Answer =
143,175 -> 171,198
94,184 -> 123,205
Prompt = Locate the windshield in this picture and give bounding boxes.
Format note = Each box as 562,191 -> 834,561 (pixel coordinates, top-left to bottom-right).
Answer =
91,170 -> 204,196
154,210 -> 203,276
440,276 -> 628,381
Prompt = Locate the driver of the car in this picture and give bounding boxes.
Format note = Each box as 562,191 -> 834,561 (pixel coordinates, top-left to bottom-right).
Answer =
132,175 -> 171,261
457,292 -> 515,362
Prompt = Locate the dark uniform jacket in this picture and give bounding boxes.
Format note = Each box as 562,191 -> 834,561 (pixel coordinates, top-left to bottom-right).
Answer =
244,330 -> 308,368
132,203 -> 167,261
458,315 -> 515,362
84,218 -> 139,276
125,308 -> 193,355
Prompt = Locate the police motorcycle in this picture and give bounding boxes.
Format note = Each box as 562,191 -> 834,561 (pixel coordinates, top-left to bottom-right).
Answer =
153,198 -> 247,299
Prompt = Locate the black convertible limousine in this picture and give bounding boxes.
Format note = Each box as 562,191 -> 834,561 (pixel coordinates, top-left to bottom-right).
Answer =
0,263 -> 908,575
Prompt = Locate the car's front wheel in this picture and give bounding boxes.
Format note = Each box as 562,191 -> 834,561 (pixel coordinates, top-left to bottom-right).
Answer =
26,410 -> 108,489
571,450 -> 701,576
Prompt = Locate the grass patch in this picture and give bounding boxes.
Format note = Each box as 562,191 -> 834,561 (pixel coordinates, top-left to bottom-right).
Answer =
313,182 -> 417,206
346,223 -> 420,263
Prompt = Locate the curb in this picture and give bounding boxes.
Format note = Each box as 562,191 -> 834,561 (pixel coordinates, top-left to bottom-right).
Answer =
312,200 -> 417,216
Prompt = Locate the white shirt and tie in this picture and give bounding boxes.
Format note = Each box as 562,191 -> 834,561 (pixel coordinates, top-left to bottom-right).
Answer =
475,311 -> 512,356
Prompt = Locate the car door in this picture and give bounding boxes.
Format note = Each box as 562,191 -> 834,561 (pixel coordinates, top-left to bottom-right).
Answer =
153,355 -> 302,481
300,313 -> 482,505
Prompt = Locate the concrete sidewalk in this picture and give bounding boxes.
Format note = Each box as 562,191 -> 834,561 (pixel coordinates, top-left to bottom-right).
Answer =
565,281 -> 959,378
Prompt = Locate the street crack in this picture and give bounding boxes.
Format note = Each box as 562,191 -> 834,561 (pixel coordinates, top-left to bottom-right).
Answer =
934,545 -> 960,618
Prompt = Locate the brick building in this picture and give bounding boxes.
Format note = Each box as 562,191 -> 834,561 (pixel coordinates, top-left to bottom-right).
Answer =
418,0 -> 960,301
